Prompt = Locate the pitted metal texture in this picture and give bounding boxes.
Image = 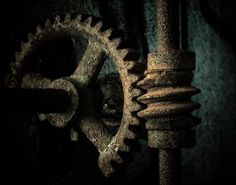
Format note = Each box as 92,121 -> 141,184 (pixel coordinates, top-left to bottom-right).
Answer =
6,13 -> 145,177
136,0 -> 201,185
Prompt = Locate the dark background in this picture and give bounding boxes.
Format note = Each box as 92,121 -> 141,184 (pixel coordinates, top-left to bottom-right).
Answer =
0,0 -> 236,185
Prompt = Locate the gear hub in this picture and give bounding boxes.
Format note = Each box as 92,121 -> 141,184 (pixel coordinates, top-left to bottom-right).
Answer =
6,14 -> 144,176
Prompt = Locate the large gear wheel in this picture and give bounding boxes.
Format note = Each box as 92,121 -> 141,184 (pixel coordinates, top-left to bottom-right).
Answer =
6,14 -> 144,177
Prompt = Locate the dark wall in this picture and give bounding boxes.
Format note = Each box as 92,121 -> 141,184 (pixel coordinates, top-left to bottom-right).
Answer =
1,0 -> 236,185
183,1 -> 236,184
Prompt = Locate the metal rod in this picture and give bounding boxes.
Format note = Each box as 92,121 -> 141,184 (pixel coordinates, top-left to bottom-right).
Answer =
159,149 -> 181,185
157,0 -> 182,184
156,1 -> 183,185
138,0 -> 200,185
156,0 -> 179,51
0,88 -> 71,113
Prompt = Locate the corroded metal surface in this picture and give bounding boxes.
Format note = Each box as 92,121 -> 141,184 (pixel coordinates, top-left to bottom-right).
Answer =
98,73 -> 123,128
20,74 -> 79,127
137,0 -> 200,185
6,14 -> 144,177
159,149 -> 181,185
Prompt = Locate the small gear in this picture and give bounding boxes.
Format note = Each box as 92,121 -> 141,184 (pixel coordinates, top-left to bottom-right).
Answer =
6,14 -> 144,176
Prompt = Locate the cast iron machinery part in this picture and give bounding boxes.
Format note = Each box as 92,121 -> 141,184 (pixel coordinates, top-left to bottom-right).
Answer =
6,14 -> 144,177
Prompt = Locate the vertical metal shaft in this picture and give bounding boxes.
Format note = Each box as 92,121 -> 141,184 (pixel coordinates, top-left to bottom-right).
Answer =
156,0 -> 179,51
156,1 -> 181,185
159,149 -> 181,185
137,0 -> 200,185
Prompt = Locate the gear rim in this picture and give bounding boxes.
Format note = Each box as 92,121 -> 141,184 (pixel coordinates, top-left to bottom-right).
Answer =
6,13 -> 144,176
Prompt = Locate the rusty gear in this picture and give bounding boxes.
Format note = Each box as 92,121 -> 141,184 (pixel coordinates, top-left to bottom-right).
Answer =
6,14 -> 144,177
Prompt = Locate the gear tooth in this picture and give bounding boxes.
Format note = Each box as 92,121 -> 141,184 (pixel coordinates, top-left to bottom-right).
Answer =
123,50 -> 140,61
21,41 -> 26,49
102,28 -> 113,38
111,37 -> 122,48
84,16 -> 92,25
131,103 -> 142,112
124,60 -> 136,70
15,62 -> 21,71
10,62 -> 15,71
36,25 -> 42,35
137,93 -> 148,103
45,19 -> 51,27
126,61 -> 145,73
115,153 -> 124,163
120,143 -> 131,152
131,102 -> 143,112
131,88 -> 143,98
129,115 -> 141,126
14,52 -> 20,61
75,14 -> 82,22
118,49 -> 130,59
125,130 -> 136,140
54,15 -> 61,23
5,72 -> 17,87
95,21 -> 103,30
27,32 -> 34,41
128,73 -> 141,84
64,13 -> 71,24
136,77 -> 148,90
10,63 -> 16,73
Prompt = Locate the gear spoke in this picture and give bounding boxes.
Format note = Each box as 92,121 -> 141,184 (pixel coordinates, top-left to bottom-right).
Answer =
21,73 -> 51,89
6,14 -> 144,177
79,110 -> 112,152
71,40 -> 106,85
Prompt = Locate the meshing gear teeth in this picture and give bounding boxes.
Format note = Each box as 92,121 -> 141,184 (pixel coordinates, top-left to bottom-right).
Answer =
7,14 -> 145,177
